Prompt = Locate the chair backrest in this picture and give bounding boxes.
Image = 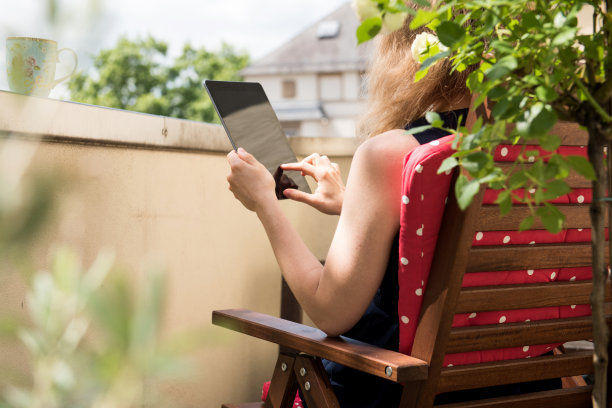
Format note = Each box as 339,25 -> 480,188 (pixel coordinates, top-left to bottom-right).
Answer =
398,110 -> 611,406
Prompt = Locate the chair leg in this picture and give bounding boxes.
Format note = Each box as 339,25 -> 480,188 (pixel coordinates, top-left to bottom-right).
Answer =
553,347 -> 588,388
265,353 -> 299,408
397,380 -> 425,408
293,355 -> 340,408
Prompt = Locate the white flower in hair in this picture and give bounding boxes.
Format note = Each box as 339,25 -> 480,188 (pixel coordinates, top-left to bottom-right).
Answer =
351,0 -> 380,21
411,32 -> 449,64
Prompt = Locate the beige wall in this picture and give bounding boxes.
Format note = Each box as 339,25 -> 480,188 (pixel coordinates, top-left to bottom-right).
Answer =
0,92 -> 356,407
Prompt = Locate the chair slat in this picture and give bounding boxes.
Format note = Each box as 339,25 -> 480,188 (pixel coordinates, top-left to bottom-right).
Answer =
475,205 -> 592,231
446,317 -> 600,353
435,386 -> 592,408
552,122 -> 589,145
455,281 -> 611,313
437,351 -> 592,393
466,243 -> 598,272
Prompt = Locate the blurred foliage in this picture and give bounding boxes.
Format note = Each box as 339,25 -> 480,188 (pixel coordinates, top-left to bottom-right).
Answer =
0,139 -> 192,406
68,36 -> 250,123
2,249 -> 187,408
0,140 -> 55,263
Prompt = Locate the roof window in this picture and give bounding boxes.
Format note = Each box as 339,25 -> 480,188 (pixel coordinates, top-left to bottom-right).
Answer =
317,20 -> 341,39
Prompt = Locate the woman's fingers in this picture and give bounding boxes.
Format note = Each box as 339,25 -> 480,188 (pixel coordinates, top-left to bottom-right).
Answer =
302,152 -> 321,165
281,161 -> 316,176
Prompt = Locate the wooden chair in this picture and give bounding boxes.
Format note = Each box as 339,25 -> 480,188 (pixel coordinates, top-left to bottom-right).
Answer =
213,116 -> 612,407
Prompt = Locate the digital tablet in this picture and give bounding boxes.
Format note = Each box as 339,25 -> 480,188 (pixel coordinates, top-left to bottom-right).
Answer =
204,80 -> 311,199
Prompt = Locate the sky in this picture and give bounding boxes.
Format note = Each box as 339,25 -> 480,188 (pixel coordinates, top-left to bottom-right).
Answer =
1,0 -> 351,98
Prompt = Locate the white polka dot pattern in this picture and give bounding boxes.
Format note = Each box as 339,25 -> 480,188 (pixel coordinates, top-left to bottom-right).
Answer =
499,316 -> 507,323
402,195 -> 409,204
415,164 -> 423,173
475,232 -> 483,241
401,315 -> 410,324
401,257 -> 409,265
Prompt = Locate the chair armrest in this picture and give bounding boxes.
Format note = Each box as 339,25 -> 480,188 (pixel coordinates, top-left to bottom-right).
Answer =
212,309 -> 429,383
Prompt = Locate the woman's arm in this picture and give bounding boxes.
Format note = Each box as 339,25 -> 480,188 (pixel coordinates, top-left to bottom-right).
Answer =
227,130 -> 419,336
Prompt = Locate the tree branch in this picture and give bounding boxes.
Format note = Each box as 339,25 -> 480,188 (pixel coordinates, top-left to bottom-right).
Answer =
595,78 -> 612,104
571,71 -> 612,123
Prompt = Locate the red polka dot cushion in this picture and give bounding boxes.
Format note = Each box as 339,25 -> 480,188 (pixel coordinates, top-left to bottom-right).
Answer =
398,139 -> 592,365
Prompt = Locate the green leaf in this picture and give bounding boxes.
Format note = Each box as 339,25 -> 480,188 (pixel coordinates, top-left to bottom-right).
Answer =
455,176 -> 480,210
438,156 -> 458,174
414,65 -> 431,82
553,11 -> 567,28
539,133 -> 561,151
518,103 -> 557,138
406,125 -> 433,135
552,28 -> 577,46
488,86 -> 508,100
490,40 -> 514,54
567,155 -> 596,180
542,180 -> 571,200
519,216 -> 535,231
495,190 -> 512,215
436,21 -> 465,46
420,50 -> 450,70
357,16 -> 383,44
535,85 -> 558,103
410,0 -> 431,7
409,10 -> 438,29
462,151 -> 491,175
426,111 -> 443,126
509,171 -> 528,190
521,12 -> 540,29
485,56 -> 518,81
536,203 -> 564,234
466,69 -> 484,92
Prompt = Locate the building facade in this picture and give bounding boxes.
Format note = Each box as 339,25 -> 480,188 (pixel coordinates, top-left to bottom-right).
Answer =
242,3 -> 375,138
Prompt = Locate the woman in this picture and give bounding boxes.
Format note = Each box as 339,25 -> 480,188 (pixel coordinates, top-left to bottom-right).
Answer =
226,12 -> 472,408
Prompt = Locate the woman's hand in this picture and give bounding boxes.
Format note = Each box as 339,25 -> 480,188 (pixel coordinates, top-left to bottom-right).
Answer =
227,148 -> 276,212
281,153 -> 345,215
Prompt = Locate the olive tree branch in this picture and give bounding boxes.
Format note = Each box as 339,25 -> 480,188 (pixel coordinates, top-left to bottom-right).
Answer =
570,71 -> 612,123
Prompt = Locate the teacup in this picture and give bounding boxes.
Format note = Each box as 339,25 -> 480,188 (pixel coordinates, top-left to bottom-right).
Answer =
6,37 -> 78,97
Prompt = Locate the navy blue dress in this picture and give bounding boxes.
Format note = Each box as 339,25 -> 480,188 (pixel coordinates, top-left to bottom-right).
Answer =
311,109 -> 468,408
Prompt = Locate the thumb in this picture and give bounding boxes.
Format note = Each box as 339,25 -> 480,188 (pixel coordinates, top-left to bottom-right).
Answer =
282,188 -> 316,205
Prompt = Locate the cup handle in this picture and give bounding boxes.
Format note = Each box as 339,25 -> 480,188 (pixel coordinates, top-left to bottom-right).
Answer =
53,48 -> 79,86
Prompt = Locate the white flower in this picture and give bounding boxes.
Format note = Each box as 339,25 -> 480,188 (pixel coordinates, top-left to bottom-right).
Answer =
351,0 -> 380,22
411,32 -> 449,64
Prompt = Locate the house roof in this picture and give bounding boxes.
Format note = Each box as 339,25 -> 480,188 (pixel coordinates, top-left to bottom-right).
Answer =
242,2 -> 375,76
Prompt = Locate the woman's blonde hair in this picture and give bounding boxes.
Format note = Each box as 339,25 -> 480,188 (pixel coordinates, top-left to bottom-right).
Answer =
358,11 -> 472,139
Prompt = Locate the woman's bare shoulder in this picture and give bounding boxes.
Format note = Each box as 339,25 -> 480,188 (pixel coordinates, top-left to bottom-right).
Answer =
354,129 -> 420,171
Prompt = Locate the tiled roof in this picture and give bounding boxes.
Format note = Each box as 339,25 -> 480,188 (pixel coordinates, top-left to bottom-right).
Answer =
242,2 -> 375,76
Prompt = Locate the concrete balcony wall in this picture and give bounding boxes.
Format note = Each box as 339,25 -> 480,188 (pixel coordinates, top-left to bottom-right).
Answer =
0,91 -> 359,407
